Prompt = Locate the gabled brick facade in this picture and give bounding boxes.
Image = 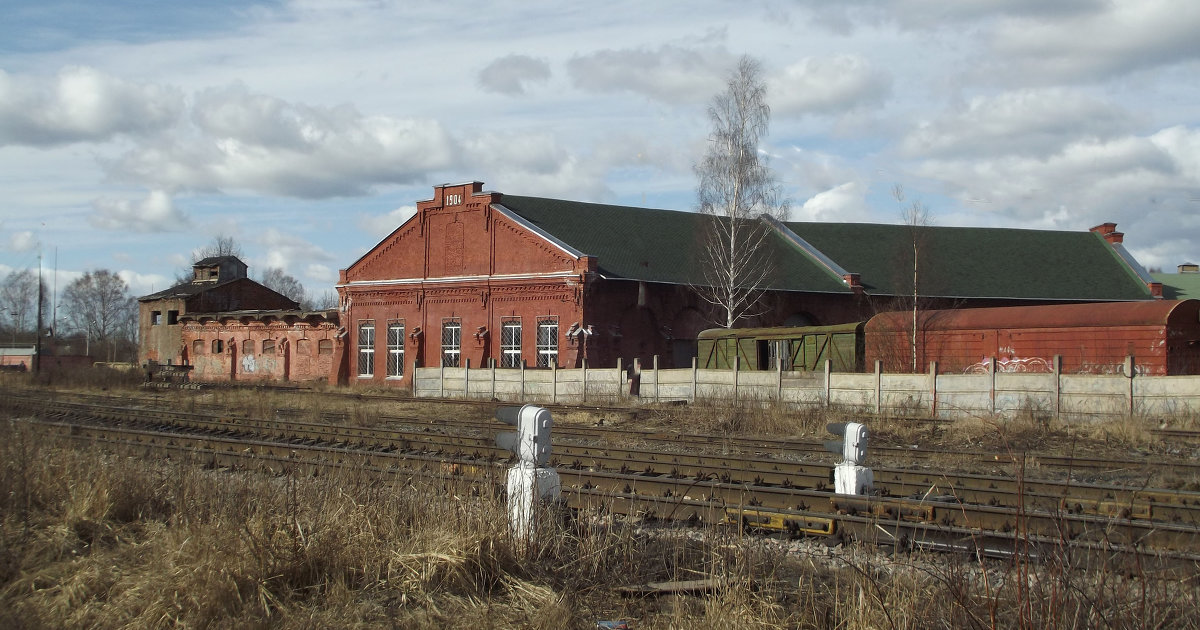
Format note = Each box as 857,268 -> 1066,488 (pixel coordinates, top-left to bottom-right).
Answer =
337,182 -> 866,387
339,182 -> 594,386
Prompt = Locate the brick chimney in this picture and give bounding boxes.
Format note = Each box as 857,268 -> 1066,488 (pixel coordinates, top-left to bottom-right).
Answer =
1089,222 -> 1124,244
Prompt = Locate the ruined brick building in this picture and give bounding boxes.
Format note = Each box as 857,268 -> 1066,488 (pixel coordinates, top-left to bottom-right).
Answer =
138,256 -> 339,383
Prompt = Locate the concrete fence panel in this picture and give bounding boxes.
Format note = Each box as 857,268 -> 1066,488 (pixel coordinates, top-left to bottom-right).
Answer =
412,355 -> 1200,421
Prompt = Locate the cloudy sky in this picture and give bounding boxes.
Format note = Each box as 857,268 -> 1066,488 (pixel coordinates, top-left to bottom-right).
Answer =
3,0 -> 1199,304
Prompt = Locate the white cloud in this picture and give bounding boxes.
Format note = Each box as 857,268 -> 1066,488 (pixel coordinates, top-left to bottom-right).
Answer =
89,190 -> 191,232
478,54 -> 552,95
989,0 -> 1200,82
460,131 -> 611,200
118,270 -> 173,299
105,83 -> 456,198
906,128 -> 1200,243
255,228 -> 335,278
770,55 -> 891,115
8,230 -> 37,252
566,44 -> 734,104
0,66 -> 183,147
304,263 -> 337,284
899,89 -> 1133,159
796,181 -> 875,222
358,205 -> 417,238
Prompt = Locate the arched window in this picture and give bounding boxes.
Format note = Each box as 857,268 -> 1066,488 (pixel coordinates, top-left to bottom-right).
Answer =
262,339 -> 276,355
318,339 -> 333,355
242,339 -> 254,354
297,339 -> 311,356
212,339 -> 224,354
192,339 -> 205,355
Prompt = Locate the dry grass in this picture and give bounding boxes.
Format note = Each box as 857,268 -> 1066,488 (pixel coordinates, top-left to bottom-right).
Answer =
4,415 -> 1200,630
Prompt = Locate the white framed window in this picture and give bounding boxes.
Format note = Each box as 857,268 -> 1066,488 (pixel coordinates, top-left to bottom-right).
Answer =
387,320 -> 405,377
357,320 -> 375,376
500,318 -> 522,368
536,317 -> 558,368
441,318 -> 461,367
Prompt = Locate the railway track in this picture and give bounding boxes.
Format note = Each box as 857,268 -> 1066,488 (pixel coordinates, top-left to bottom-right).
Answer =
35,385 -> 1196,478
5,393 -> 1200,571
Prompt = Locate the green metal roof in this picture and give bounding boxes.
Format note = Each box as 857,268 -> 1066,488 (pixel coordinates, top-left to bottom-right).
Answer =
491,193 -> 1152,302
785,222 -> 1153,301
1152,272 -> 1200,300
496,195 -> 851,293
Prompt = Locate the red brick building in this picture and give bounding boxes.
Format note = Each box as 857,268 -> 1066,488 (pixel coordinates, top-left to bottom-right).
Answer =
179,309 -> 341,383
137,254 -> 328,379
137,181 -> 1161,388
336,181 -> 1159,387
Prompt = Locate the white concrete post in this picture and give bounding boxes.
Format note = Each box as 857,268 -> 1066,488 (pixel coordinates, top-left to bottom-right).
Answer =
691,356 -> 698,403
988,356 -> 997,415
873,360 -> 882,415
826,422 -> 873,496
823,359 -> 832,408
653,355 -> 659,403
928,360 -> 938,419
1052,355 -> 1062,416
495,405 -> 561,541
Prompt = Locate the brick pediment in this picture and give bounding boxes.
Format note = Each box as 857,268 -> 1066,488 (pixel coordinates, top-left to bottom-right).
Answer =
343,185 -> 582,285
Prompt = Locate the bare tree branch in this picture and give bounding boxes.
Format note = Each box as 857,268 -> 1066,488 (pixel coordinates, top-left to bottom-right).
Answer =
694,56 -> 789,328
260,267 -> 309,309
61,270 -> 136,361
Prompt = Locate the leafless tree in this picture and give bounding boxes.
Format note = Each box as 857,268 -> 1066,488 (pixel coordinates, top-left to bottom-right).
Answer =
694,56 -> 789,328
0,269 -> 48,338
174,234 -> 247,284
894,184 -> 932,373
260,267 -> 308,308
310,289 -> 338,310
61,270 -> 136,361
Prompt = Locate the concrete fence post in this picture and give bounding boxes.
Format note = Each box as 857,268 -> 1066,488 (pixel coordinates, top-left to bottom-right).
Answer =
520,359 -> 526,402
616,357 -> 623,401
582,358 -> 588,404
824,359 -> 832,408
873,360 -> 882,415
1052,355 -> 1062,416
440,362 -> 445,398
490,358 -> 496,401
691,356 -> 698,403
653,355 -> 659,403
928,360 -> 938,419
464,358 -> 470,400
989,357 -> 997,415
551,361 -> 557,404
733,355 -> 740,406
776,350 -> 783,402
1125,355 -> 1135,416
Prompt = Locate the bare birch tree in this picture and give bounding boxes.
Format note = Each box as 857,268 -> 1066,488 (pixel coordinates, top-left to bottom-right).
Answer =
894,184 -> 931,373
695,56 -> 789,328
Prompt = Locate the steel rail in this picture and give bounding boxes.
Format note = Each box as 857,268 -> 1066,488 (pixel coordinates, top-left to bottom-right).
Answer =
9,396 -> 1200,527
15,414 -> 1200,559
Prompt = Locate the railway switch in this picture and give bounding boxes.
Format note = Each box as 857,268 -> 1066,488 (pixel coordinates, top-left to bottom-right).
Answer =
495,405 -> 561,542
825,422 -> 873,496
496,404 -> 553,465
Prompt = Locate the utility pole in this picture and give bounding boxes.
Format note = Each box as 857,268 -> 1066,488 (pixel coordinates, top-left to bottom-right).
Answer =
34,253 -> 43,375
